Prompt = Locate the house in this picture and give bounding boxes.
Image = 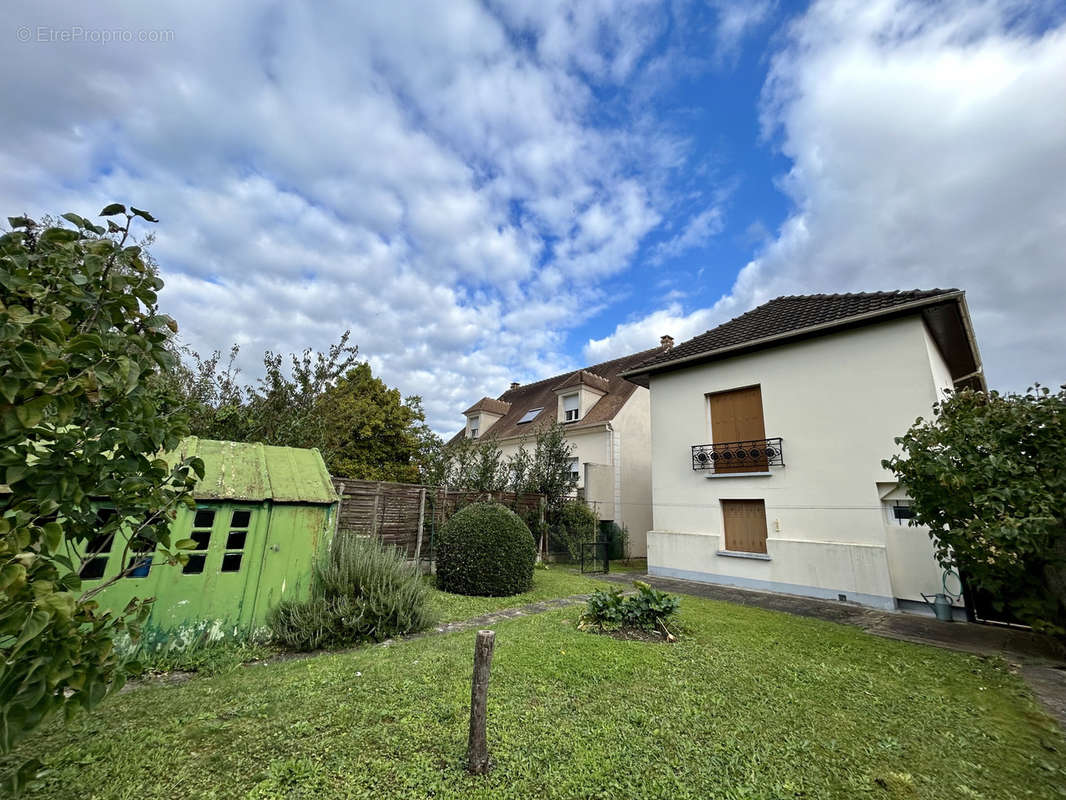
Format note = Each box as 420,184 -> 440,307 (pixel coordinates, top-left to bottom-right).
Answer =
622,289 -> 984,615
454,342 -> 673,557
78,438 -> 339,636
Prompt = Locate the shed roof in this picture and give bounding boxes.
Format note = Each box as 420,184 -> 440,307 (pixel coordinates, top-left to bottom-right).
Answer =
170,438 -> 338,504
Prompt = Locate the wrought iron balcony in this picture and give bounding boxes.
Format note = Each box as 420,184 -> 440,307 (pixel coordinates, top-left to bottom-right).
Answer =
691,437 -> 784,472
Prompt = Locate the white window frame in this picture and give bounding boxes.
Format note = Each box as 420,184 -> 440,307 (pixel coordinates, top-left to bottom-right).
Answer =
563,393 -> 579,423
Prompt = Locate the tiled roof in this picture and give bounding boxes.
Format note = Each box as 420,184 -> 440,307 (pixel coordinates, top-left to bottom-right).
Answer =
450,347 -> 661,444
627,290 -> 962,376
554,369 -> 609,393
463,397 -> 512,416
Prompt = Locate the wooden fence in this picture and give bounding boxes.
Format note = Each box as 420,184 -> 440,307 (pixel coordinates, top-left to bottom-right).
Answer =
331,477 -> 545,561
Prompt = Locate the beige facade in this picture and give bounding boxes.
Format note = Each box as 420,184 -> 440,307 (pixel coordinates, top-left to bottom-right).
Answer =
644,315 -> 971,612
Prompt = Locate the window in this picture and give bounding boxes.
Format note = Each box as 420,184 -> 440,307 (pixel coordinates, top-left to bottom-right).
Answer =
517,407 -> 543,424
183,507 -> 215,575
470,426 -> 479,439
563,393 -> 579,422
707,386 -> 767,473
126,535 -> 155,578
79,508 -> 118,580
721,499 -> 768,554
568,457 -> 580,483
222,508 -> 252,573
888,501 -> 917,526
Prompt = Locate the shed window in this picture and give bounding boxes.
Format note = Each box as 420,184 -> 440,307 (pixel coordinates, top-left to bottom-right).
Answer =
194,508 -> 216,528
183,509 -> 216,575
221,508 -> 252,573
79,530 -> 115,580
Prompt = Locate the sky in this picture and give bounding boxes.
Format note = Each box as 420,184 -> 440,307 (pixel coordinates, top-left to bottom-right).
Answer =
3,0 -> 1065,434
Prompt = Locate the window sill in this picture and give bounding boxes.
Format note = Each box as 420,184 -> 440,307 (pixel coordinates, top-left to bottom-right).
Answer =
704,471 -> 773,479
716,549 -> 770,561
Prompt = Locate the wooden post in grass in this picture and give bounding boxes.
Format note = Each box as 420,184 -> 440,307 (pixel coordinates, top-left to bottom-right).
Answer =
466,629 -> 496,774
413,487 -> 427,567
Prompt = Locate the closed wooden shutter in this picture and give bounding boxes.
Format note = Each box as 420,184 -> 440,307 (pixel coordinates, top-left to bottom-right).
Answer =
721,499 -> 768,554
708,386 -> 767,473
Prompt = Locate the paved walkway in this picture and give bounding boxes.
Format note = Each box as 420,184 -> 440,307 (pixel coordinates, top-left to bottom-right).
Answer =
596,571 -> 1066,727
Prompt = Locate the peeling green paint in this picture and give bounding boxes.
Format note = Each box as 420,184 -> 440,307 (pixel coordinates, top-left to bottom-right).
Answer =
81,439 -> 338,634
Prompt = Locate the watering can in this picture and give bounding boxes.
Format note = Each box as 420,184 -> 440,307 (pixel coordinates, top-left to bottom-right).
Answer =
921,570 -> 962,622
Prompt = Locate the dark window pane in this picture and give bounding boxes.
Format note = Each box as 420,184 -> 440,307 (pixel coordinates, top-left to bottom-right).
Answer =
80,556 -> 108,580
95,508 -> 118,526
85,533 -> 115,555
190,530 -> 211,550
226,530 -> 247,550
127,557 -> 151,578
230,510 -> 251,528
182,554 -> 207,575
221,553 -> 242,572
893,505 -> 917,520
194,508 -> 216,528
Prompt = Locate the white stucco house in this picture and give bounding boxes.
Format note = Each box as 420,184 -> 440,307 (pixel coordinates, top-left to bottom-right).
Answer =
452,342 -> 674,558
622,289 -> 985,614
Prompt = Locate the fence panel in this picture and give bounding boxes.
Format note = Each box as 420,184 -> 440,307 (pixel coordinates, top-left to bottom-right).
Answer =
332,478 -> 545,561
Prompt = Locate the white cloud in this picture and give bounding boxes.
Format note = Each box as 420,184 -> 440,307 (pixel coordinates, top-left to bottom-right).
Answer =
594,0 -> 1066,391
709,0 -> 777,66
0,0 -> 694,433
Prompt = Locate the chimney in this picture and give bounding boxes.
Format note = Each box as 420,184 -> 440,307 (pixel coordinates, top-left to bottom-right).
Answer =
660,334 -> 674,351
510,381 -> 520,390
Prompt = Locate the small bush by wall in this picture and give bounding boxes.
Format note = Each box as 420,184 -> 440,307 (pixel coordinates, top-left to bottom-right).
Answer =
436,502 -> 535,596
268,533 -> 433,651
551,500 -> 599,561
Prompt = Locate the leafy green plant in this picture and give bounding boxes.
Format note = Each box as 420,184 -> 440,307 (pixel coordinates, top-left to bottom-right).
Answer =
883,386 -> 1066,634
435,502 -> 535,596
268,533 -> 433,651
551,500 -> 598,561
579,581 -> 680,634
0,207 -> 204,755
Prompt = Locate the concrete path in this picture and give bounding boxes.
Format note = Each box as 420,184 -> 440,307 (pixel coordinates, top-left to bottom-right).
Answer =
596,571 -> 1066,727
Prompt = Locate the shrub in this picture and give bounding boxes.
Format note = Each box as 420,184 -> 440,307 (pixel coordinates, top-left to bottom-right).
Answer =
436,502 -> 535,596
551,500 -> 599,561
579,581 -> 680,634
268,533 -> 433,651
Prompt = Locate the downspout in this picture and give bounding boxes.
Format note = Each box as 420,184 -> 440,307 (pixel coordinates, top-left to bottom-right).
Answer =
606,421 -> 622,528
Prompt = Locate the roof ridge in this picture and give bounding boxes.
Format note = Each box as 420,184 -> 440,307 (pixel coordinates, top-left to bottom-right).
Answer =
496,346 -> 661,398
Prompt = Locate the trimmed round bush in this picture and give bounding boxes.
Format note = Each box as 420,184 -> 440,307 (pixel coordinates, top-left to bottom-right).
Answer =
436,502 -> 535,596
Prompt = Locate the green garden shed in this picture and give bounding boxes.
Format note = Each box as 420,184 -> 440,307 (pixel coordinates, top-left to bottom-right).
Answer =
80,438 -> 338,635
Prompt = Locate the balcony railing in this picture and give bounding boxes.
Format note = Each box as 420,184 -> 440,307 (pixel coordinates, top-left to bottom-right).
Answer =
691,437 -> 784,473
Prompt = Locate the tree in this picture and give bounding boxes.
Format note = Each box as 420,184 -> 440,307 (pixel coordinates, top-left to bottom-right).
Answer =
318,363 -> 431,481
0,207 -> 203,758
883,386 -> 1066,634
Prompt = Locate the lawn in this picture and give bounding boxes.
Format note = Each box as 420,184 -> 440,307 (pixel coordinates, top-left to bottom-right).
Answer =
427,565 -> 605,622
6,596 -> 1065,800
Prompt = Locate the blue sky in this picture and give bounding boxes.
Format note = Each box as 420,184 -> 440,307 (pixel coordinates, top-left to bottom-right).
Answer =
3,1 -> 1065,433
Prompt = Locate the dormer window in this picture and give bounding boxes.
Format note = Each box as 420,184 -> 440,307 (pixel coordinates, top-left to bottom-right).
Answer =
518,407 -> 543,424
470,426 -> 478,439
563,393 -> 579,422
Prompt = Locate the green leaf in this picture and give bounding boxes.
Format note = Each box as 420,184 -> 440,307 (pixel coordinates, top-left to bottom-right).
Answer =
15,396 -> 50,429
13,609 -> 51,653
0,375 -> 18,403
41,522 -> 63,554
60,212 -> 88,229
7,215 -> 34,229
129,207 -> 159,223
174,538 -> 198,550
99,203 -> 126,216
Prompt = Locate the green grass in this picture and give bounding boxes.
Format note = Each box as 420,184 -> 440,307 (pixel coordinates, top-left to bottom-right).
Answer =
7,594 -> 1065,799
608,558 -> 648,573
427,566 -> 605,622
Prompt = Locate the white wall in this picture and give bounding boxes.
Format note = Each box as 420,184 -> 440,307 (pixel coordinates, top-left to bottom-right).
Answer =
611,387 -> 652,557
647,315 -> 955,609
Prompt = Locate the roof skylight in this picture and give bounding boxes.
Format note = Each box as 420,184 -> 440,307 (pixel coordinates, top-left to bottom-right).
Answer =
517,407 -> 543,424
